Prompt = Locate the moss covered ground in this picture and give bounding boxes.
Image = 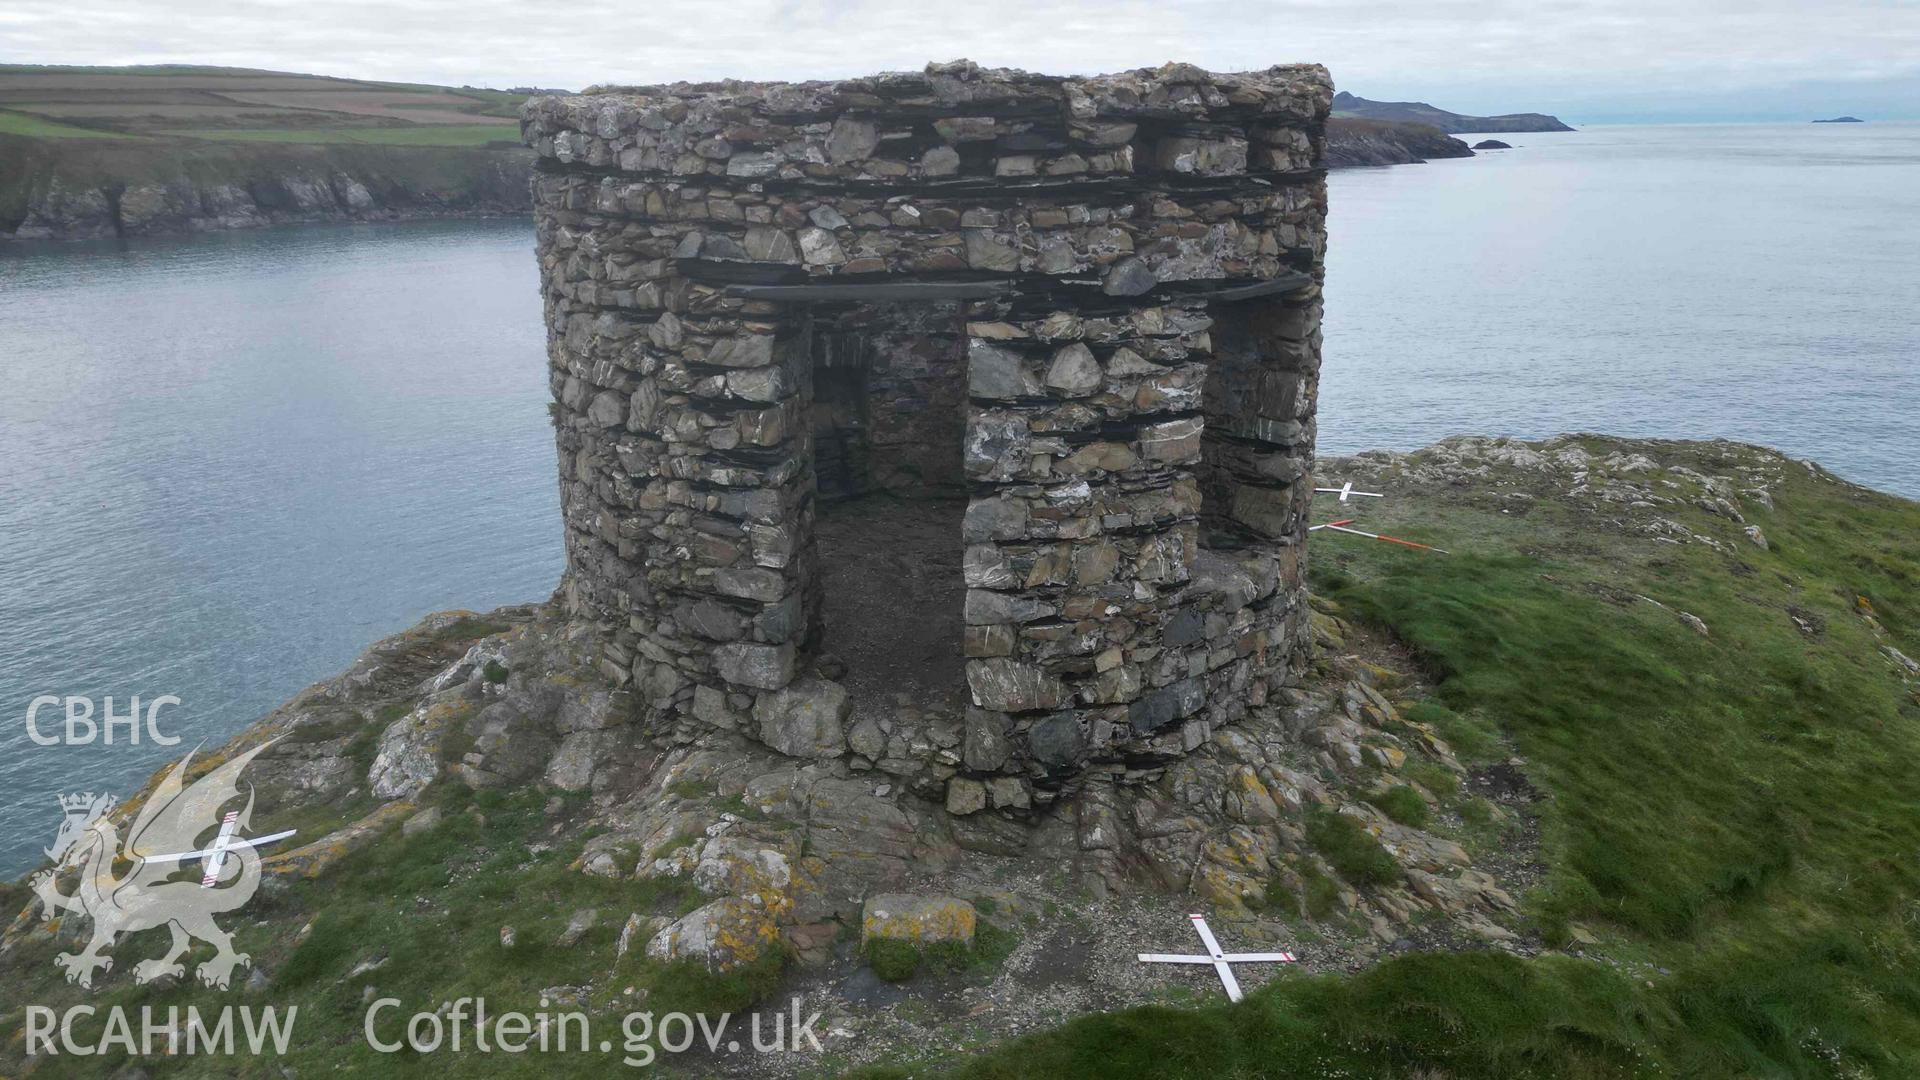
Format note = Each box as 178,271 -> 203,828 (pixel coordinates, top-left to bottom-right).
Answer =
863,437 -> 1920,1078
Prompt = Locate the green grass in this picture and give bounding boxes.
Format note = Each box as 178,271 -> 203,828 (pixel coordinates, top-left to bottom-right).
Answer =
886,439 -> 1920,1077
1366,784 -> 1431,827
867,923 -> 1019,983
0,110 -> 134,139
1306,811 -> 1402,885
1267,862 -> 1341,920
7,783 -> 710,1078
157,124 -> 519,147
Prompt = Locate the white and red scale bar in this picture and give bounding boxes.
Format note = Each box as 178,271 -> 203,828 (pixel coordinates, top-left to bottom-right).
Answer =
1137,914 -> 1297,1003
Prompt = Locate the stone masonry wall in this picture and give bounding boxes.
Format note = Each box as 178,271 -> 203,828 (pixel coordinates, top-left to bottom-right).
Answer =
525,60 -> 1330,813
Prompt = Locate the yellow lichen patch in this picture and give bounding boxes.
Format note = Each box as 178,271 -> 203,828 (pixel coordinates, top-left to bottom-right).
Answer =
264,800 -> 417,880
861,894 -> 978,948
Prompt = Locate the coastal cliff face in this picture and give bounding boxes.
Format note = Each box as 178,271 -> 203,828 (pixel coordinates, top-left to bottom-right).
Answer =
5,108 -> 1475,241
0,136 -> 534,241
1323,117 -> 1475,166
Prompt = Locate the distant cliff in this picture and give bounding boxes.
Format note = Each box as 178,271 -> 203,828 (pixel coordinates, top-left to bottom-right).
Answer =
1324,117 -> 1474,167
1333,91 -> 1573,133
1,135 -> 533,241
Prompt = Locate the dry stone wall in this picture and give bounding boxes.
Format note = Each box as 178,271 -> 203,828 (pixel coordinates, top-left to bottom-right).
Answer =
525,59 -> 1330,813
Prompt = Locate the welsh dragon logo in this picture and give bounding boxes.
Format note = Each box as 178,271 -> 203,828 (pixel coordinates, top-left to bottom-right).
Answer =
30,742 -> 293,990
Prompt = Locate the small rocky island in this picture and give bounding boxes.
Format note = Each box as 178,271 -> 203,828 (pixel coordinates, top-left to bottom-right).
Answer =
1813,116 -> 1864,123
1471,139 -> 1513,150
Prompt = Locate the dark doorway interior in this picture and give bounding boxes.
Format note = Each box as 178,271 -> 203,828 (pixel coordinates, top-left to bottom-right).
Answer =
810,302 -> 971,724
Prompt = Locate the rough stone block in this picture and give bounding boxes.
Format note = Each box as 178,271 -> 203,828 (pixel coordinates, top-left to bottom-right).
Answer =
714,641 -> 796,690
861,894 -> 977,946
753,678 -> 849,757
966,659 -> 1068,712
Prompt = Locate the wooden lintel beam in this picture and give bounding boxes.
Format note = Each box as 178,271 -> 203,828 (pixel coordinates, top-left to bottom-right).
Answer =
1188,272 -> 1316,303
722,280 -> 1017,303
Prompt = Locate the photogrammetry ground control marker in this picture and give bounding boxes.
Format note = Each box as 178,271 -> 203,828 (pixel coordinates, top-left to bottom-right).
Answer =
1310,485 -> 1451,554
1137,913 -> 1297,1002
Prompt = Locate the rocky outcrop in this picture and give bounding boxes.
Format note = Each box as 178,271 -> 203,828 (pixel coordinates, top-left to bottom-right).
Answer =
1331,90 -> 1573,133
0,135 -> 533,242
1323,118 -> 1474,167
1471,139 -> 1513,150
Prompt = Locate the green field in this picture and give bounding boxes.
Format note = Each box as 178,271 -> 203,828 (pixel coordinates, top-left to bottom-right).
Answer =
1,64 -> 538,236
0,64 -> 529,144
0,109 -> 134,139
155,124 -> 521,147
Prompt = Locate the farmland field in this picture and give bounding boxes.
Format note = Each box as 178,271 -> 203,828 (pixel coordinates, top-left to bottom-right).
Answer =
1,65 -> 545,239
0,64 -> 528,141
153,124 -> 522,147
0,110 -> 134,138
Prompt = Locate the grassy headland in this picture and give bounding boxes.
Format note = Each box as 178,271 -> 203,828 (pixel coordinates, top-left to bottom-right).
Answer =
867,436 -> 1920,1077
0,65 -> 536,239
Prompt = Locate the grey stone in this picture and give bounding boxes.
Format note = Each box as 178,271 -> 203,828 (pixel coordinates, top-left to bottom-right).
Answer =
1102,257 -> 1158,296
711,567 -> 787,602
965,588 -> 1052,625
401,806 -> 443,838
683,599 -> 748,641
922,146 -> 961,176
962,710 -> 1011,771
963,229 -> 1020,271
1027,713 -> 1085,768
556,908 -> 598,947
986,776 -> 1030,810
1128,677 -> 1206,733
967,340 -> 1039,399
846,715 -> 888,759
862,894 -> 978,946
706,335 -> 776,368
725,152 -> 780,177
742,225 -> 800,264
587,389 -> 628,428
945,777 -> 987,815
966,659 -> 1067,712
714,641 -> 797,690
962,497 -> 1029,542
1045,343 -> 1102,396
753,678 -> 849,757
799,227 -> 847,266
825,117 -> 880,163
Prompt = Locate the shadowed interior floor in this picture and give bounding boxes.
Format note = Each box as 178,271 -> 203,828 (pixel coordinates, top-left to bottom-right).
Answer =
815,494 -> 969,724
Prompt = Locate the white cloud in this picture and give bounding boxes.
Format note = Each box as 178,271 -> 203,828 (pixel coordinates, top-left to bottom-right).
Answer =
3,0 -> 1916,118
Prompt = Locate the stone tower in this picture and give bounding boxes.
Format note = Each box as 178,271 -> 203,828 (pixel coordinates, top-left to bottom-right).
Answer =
524,60 -> 1330,816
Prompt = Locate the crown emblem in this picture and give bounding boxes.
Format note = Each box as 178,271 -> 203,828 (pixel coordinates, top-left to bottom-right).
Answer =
58,792 -> 116,818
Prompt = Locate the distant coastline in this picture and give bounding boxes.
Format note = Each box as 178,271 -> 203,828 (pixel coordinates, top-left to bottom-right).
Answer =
1324,117 -> 1474,167
3,65 -> 1572,240
1331,90 -> 1574,133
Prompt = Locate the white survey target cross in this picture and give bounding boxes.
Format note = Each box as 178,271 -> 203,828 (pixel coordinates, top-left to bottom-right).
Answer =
1138,913 -> 1297,1002
1315,481 -> 1384,503
141,811 -> 297,888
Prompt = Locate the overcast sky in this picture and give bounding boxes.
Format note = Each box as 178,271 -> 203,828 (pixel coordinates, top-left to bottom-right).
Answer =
5,0 -> 1917,122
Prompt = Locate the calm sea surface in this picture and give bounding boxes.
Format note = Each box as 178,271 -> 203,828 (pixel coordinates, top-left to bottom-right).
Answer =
2,124 -> 1917,875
